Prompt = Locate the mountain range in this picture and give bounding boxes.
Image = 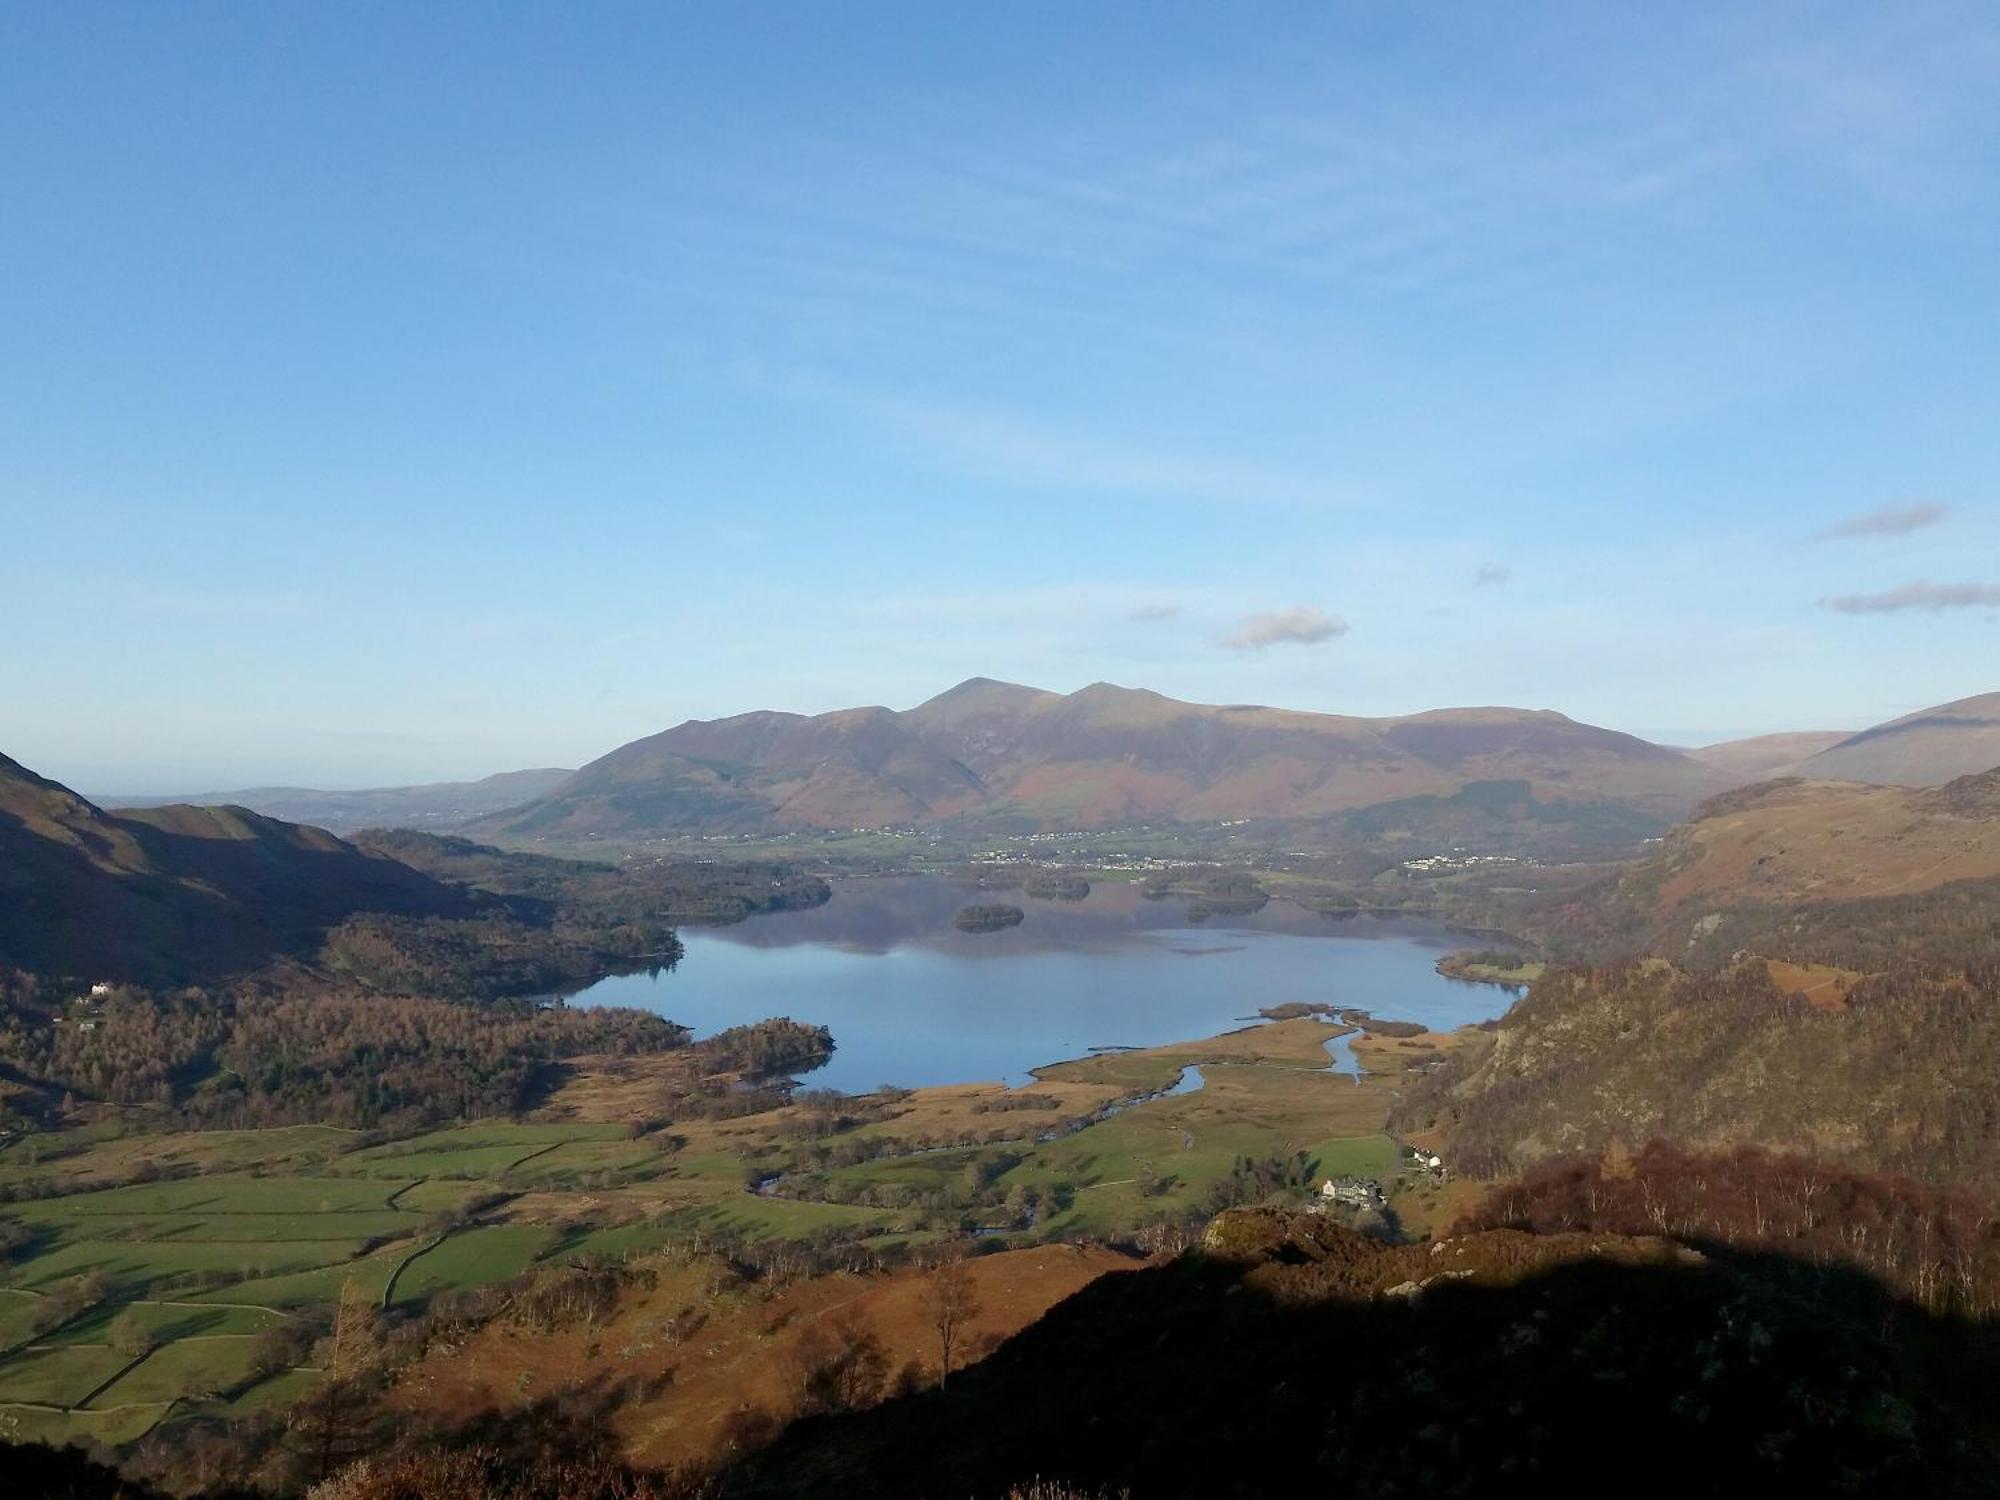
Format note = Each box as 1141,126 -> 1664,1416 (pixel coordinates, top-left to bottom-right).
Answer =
469,678 -> 1735,844
45,683 -> 2000,854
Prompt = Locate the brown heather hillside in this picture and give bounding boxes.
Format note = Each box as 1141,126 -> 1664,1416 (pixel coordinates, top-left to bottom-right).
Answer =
1794,690 -> 2000,786
0,751 -> 477,985
381,1244 -> 1133,1473
1546,767 -> 2000,962
473,678 -> 1729,842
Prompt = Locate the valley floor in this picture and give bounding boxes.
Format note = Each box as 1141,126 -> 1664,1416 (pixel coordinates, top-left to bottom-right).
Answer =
0,1014 -> 1466,1459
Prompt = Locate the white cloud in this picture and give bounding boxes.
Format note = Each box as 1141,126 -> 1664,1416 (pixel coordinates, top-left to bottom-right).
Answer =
1221,605 -> 1348,650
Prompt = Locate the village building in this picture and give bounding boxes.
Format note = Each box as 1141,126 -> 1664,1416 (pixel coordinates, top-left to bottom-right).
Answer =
1318,1177 -> 1385,1211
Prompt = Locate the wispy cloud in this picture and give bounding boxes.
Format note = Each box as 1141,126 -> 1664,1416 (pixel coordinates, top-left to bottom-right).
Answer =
1221,606 -> 1348,650
1814,501 -> 1951,540
1470,565 -> 1513,588
1131,601 -> 1182,622
1824,580 -> 2000,614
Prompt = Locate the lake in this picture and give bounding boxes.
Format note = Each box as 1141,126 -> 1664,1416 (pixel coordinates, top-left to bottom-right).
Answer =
566,875 -> 1516,1094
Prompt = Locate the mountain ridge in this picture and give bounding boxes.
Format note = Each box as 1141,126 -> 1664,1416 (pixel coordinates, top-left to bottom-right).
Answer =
471,678 -> 1734,843
0,753 -> 478,985
1791,690 -> 2000,786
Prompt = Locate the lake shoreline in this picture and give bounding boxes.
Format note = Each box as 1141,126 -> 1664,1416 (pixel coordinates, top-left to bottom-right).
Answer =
567,873 -> 1519,1095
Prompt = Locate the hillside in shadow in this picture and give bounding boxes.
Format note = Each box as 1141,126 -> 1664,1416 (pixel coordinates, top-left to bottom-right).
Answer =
717,1208 -> 1996,1499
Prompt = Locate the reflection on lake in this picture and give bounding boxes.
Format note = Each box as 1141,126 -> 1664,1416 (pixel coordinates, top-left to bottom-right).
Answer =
566,875 -> 1515,1094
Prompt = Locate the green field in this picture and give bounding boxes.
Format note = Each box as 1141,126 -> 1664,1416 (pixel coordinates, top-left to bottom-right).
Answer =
0,1289 -> 41,1351
495,1138 -> 679,1186
0,1344 -> 132,1406
92,1336 -> 264,1407
14,1208 -> 423,1244
0,1401 -> 172,1447
1299,1133 -> 1401,1179
388,1226 -> 555,1306
207,1364 -> 318,1416
5,1238 -> 379,1295
193,1245 -> 407,1310
652,1194 -> 907,1241
387,1178 -> 497,1214
0,1173 -> 443,1306
0,1125 -> 357,1194
12,1174 -> 414,1217
342,1123 -> 631,1181
41,1299 -> 282,1346
0,1122 -> 722,1431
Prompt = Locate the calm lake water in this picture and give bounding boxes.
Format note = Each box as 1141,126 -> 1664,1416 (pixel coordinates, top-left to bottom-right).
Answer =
567,875 -> 1515,1093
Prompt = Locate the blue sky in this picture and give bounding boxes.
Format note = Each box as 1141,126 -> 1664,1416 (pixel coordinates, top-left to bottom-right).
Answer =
3,3 -> 1997,790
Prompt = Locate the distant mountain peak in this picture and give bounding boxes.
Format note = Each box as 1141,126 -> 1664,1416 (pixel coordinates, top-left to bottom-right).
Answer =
915,676 -> 1052,704
906,677 -> 1063,728
927,675 -> 1033,698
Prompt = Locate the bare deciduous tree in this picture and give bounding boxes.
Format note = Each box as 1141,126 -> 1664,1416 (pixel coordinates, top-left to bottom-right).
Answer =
922,1257 -> 983,1387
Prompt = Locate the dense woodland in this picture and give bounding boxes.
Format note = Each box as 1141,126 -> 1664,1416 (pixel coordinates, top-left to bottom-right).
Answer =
1461,1142 -> 2000,1316
0,978 -> 688,1132
350,831 -> 830,927
312,835 -> 827,1001
1394,958 -> 2000,1193
1534,861 -> 2000,972
319,911 -> 681,1002
1661,872 -> 2000,972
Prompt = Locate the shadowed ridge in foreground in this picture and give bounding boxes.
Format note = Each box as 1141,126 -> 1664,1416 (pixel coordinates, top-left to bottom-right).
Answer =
714,1208 -> 1996,1499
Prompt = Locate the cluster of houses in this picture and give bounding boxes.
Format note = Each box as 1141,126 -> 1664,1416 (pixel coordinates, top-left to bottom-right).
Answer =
1310,1148 -> 1448,1215
1399,852 -> 1521,874
1316,1177 -> 1385,1211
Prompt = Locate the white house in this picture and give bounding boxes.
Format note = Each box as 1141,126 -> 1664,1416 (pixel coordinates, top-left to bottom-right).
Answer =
1319,1178 -> 1385,1210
